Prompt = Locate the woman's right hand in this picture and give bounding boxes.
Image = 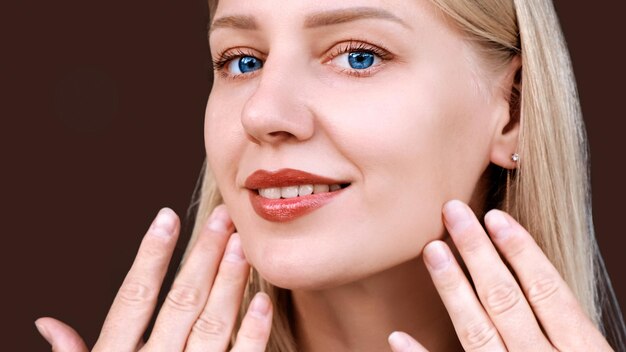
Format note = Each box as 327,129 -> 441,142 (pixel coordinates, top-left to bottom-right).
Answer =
35,205 -> 273,351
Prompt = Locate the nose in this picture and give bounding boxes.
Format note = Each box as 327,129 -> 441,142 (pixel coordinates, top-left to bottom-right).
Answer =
240,58 -> 315,145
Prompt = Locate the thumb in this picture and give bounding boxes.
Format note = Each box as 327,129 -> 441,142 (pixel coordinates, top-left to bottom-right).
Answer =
35,317 -> 89,352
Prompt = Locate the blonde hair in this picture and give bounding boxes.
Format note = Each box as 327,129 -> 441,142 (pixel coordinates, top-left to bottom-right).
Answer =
183,0 -> 625,350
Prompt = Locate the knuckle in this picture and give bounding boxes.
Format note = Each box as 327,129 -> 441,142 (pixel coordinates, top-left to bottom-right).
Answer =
189,237 -> 223,261
526,276 -> 560,307
217,261 -> 247,285
464,241 -> 483,254
140,238 -> 170,261
193,311 -> 229,337
502,233 -> 527,259
239,322 -> 267,341
462,320 -> 499,350
438,276 -> 460,293
457,232 -> 482,254
483,282 -> 521,316
195,232 -> 223,252
433,267 -> 462,293
117,280 -> 156,306
165,285 -> 204,312
239,315 -> 270,342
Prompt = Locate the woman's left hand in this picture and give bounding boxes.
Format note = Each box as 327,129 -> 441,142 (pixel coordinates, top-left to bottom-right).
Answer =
388,199 -> 614,352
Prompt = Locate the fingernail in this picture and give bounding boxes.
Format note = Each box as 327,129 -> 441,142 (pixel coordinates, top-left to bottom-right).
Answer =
250,293 -> 271,317
443,200 -> 472,232
423,241 -> 450,270
207,206 -> 229,233
224,233 -> 245,262
151,208 -> 177,237
388,331 -> 410,351
487,210 -> 511,239
35,320 -> 51,343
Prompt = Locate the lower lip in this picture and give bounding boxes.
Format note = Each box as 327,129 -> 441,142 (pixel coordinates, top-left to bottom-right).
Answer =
249,188 -> 347,222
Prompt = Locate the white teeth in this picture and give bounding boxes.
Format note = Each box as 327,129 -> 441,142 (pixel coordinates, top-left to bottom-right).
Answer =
313,184 -> 330,194
258,183 -> 345,199
298,184 -> 314,196
280,186 -> 299,199
259,187 -> 281,199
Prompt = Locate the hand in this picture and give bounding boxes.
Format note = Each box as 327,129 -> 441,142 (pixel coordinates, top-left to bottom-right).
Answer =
35,205 -> 273,351
388,200 -> 613,352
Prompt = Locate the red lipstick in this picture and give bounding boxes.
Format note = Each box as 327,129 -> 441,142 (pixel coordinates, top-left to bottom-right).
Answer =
245,168 -> 350,222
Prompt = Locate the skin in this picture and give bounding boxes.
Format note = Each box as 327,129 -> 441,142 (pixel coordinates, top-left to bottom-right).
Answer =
205,0 -> 515,349
205,0 -> 516,292
35,0 -> 614,351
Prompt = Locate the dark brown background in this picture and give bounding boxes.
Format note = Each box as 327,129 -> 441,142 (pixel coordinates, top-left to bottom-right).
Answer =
6,0 -> 625,350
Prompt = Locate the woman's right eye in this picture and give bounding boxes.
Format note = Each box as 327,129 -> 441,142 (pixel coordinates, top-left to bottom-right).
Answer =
226,56 -> 264,75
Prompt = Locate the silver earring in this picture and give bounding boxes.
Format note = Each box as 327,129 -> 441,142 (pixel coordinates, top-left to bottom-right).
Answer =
511,153 -> 520,162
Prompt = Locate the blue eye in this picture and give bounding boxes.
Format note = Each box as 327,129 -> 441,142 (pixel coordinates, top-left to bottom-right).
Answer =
348,52 -> 375,69
227,56 -> 263,75
332,51 -> 381,71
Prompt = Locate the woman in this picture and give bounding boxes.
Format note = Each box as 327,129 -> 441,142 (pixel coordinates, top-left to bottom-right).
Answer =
35,0 -> 626,350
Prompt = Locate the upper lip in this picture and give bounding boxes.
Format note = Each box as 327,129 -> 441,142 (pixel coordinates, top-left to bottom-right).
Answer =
245,168 -> 350,189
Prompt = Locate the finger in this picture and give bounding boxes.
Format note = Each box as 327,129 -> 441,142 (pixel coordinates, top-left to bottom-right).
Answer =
94,207 -> 180,352
484,209 -> 613,351
145,205 -> 233,351
231,292 -> 273,352
423,241 -> 507,351
186,233 -> 250,351
35,317 -> 89,352
442,200 -> 552,350
388,331 -> 429,352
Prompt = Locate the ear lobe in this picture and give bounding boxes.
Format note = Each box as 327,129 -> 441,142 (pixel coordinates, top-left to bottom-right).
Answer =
490,122 -> 520,170
490,55 -> 521,170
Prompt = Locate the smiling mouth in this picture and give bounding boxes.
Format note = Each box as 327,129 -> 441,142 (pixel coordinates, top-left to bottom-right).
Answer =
248,184 -> 350,222
244,168 -> 352,222
255,183 -> 351,199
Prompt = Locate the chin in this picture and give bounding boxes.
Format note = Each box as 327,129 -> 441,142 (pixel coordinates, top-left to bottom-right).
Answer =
246,246 -> 347,290
256,265 -> 368,291
242,236 -> 417,292
257,268 -> 341,291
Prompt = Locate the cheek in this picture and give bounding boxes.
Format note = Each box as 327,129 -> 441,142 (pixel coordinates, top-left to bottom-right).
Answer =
204,93 -> 245,192
205,92 -> 271,254
327,71 -> 491,244
205,96 -> 225,170
321,67 -> 491,208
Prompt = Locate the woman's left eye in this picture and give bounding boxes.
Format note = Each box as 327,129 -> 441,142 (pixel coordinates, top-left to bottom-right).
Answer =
332,51 -> 381,70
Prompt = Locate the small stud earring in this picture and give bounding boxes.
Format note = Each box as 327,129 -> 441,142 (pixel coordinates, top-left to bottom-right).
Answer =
511,153 -> 520,162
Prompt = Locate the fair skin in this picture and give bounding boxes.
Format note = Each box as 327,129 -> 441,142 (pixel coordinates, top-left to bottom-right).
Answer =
36,0 -> 614,351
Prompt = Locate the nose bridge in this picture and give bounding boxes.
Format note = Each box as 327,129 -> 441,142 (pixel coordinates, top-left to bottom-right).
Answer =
240,47 -> 315,145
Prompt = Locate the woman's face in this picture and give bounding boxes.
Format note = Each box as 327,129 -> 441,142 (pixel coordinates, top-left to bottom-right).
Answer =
205,0 -> 515,289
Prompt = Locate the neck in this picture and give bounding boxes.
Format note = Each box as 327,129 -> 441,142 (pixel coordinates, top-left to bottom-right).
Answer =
291,256 -> 461,352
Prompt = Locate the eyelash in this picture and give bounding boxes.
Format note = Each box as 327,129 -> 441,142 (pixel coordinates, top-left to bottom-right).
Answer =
211,40 -> 393,80
212,48 -> 262,80
325,40 -> 393,77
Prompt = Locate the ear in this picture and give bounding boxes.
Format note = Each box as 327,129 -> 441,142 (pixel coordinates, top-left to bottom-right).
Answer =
490,55 -> 521,170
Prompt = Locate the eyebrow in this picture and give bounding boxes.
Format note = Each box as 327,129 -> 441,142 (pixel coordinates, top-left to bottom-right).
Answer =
209,7 -> 409,34
304,7 -> 409,29
210,14 -> 257,34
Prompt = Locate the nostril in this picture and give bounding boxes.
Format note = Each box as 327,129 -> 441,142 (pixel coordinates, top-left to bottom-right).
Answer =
246,130 -> 293,145
267,131 -> 295,140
